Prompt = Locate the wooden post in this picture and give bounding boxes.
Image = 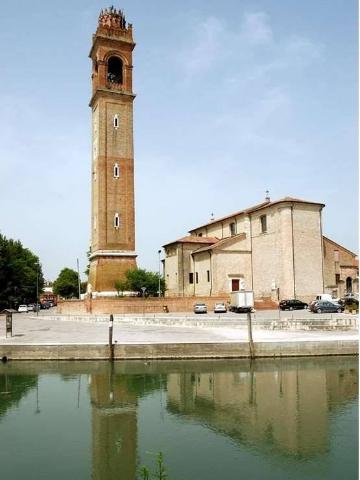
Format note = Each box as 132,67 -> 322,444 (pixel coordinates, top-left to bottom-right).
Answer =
5,312 -> 12,338
109,314 -> 114,361
247,311 -> 255,359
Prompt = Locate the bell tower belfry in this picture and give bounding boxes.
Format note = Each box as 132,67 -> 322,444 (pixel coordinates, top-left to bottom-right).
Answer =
88,7 -> 137,294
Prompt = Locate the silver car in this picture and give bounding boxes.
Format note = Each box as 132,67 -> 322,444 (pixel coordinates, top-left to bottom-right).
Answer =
214,302 -> 227,313
193,303 -> 207,314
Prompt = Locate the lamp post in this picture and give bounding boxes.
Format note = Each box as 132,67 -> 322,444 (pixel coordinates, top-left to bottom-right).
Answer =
77,258 -> 81,300
158,249 -> 161,297
36,262 -> 39,317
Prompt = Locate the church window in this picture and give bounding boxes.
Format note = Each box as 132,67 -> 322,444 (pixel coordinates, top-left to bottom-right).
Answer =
107,56 -> 123,84
114,213 -> 120,229
113,114 -> 119,128
260,215 -> 267,233
195,272 -> 199,284
189,273 -> 194,284
335,273 -> 340,284
113,163 -> 120,178
229,222 -> 236,236
198,233 -> 203,237
207,270 -> 210,282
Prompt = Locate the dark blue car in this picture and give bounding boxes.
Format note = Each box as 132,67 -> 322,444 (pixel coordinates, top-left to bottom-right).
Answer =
310,300 -> 343,313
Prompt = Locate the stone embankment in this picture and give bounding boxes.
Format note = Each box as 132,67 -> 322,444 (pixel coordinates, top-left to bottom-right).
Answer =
0,312 -> 357,361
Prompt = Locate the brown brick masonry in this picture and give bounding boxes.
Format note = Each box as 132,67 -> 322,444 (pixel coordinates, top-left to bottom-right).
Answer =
57,296 -> 278,315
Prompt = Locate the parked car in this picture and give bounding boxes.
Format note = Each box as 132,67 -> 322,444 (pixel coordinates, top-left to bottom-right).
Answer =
194,303 -> 207,314
279,299 -> 308,311
40,302 -> 51,310
18,305 -> 28,313
214,302 -> 227,313
339,297 -> 359,311
310,300 -> 344,314
27,304 -> 36,312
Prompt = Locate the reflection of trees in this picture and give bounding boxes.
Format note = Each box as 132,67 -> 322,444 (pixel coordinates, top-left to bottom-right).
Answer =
0,374 -> 37,418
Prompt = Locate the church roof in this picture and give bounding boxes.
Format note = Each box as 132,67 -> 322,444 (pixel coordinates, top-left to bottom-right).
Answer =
189,197 -> 325,232
192,233 -> 246,254
162,235 -> 219,248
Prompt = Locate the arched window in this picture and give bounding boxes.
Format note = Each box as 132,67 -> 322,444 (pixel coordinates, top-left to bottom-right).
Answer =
113,163 -> 120,178
346,277 -> 353,293
114,213 -> 120,229
113,114 -> 119,128
107,56 -> 123,84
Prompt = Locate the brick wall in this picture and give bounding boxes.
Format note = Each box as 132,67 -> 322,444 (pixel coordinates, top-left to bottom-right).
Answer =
57,295 -> 278,315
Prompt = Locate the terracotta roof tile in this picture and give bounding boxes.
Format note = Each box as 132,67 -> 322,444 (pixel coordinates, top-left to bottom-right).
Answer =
189,197 -> 325,232
162,236 -> 219,247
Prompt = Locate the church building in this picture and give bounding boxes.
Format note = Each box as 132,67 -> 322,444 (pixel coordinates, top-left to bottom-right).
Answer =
163,196 -> 358,303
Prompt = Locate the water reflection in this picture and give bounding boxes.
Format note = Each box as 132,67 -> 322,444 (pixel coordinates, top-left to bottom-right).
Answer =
0,357 -> 357,480
166,363 -> 357,458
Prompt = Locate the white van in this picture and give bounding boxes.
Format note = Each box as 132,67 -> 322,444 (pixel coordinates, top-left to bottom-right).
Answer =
315,294 -> 339,304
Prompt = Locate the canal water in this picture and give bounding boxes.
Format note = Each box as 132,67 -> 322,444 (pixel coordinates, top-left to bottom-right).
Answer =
0,356 -> 357,480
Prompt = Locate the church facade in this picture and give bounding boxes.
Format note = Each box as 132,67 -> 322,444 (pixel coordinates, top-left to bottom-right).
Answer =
163,197 -> 358,303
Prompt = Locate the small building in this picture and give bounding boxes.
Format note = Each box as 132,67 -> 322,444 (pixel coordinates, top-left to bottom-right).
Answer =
163,196 -> 358,303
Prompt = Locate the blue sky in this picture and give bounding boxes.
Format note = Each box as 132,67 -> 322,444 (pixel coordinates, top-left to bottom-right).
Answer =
0,0 -> 357,280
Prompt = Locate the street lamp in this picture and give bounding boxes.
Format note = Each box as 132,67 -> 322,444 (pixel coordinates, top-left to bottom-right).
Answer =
158,249 -> 162,297
36,262 -> 39,317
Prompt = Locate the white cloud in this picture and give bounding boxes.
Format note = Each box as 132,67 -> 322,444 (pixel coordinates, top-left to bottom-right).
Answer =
240,12 -> 273,45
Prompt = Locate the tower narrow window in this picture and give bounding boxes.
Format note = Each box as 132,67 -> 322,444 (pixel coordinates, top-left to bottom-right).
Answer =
229,222 -> 236,236
114,213 -> 120,229
113,114 -> 119,128
113,163 -> 120,178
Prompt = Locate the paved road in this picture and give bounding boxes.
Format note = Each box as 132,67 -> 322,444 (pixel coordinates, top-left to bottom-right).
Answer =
0,310 -> 357,345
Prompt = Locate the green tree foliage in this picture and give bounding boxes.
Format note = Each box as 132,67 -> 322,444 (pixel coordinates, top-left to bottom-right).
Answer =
0,233 -> 44,309
123,268 -> 165,296
53,268 -> 79,299
114,279 -> 127,296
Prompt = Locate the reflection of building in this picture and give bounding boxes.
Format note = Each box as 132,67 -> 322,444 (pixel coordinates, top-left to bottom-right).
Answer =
163,196 -> 358,302
90,371 -> 138,480
166,362 -> 358,457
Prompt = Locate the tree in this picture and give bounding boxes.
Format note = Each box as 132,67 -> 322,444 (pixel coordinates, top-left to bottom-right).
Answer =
53,268 -> 79,299
114,279 -> 127,296
124,268 -> 165,296
0,233 -> 44,309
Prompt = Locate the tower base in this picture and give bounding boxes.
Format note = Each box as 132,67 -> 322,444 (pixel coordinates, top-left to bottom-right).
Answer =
88,254 -> 137,294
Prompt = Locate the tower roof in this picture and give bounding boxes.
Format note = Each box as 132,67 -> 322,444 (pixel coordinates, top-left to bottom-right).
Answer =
98,6 -> 127,30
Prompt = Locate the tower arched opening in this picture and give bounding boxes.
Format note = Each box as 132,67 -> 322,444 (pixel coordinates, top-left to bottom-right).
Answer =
107,56 -> 123,84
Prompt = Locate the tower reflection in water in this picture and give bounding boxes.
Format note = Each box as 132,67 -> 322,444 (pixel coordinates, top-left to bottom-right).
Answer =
0,358 -> 356,479
88,358 -> 357,479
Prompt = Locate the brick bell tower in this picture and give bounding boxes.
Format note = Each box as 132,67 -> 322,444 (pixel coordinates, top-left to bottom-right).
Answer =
88,7 -> 137,294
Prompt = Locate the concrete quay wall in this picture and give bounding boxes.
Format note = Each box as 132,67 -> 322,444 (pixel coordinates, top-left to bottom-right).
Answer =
0,340 -> 357,361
